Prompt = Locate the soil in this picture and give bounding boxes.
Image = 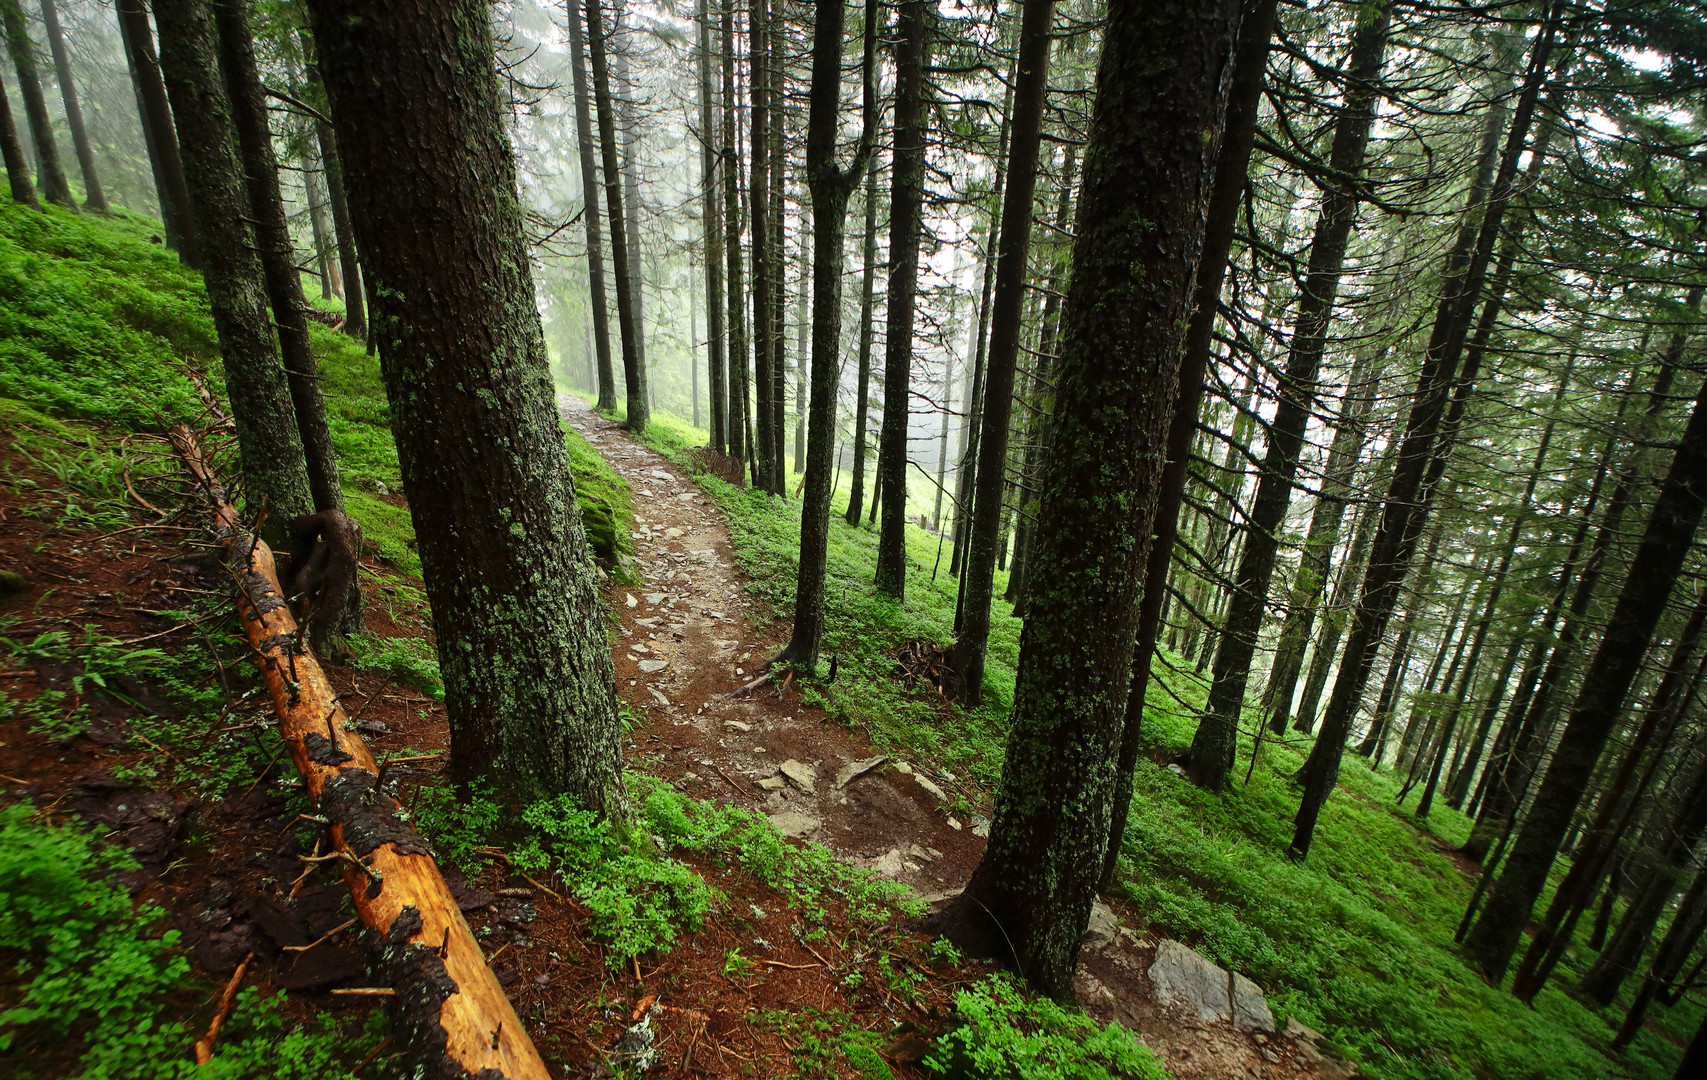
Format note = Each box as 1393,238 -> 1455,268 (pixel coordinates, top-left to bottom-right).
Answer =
0,404 -> 1356,1080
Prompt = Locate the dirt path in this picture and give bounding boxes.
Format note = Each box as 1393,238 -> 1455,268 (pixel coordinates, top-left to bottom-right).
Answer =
562,397 -> 1350,1080
561,396 -> 986,902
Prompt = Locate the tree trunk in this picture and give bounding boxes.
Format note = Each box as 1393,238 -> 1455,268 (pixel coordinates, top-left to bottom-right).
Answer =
1290,13 -> 1562,857
117,0 -> 195,257
945,0 -> 1056,705
1102,0 -> 1274,883
774,0 -> 874,673
792,216 -> 809,473
301,147 -> 338,298
1189,0 -> 1392,790
612,0 -> 647,414
747,0 -> 775,489
215,0 -> 342,518
566,0 -> 615,412
845,156 -> 878,524
306,0 -> 625,812
1308,466 -> 1387,740
1465,377 -> 1707,981
1513,585 -> 1707,1000
698,0 -> 726,453
930,0 -> 1242,1000
585,0 -> 645,432
1611,824 -> 1707,1049
152,0 -> 313,528
872,0 -> 929,598
721,0 -> 747,465
0,69 -> 34,206
1262,346 -> 1380,735
301,43 -> 364,339
38,0 -> 103,210
1,0 -> 72,208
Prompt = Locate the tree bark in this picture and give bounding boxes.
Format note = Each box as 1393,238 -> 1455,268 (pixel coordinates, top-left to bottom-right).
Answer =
872,0 -> 929,598
945,0 -> 1057,704
612,0 -> 648,414
116,0 -> 195,259
585,0 -> 645,432
38,0 -> 103,210
306,0 -> 625,810
1465,377 -> 1707,981
774,0 -> 875,673
215,0 -> 343,518
301,146 -> 338,298
721,0 -> 747,465
0,69 -> 34,206
1101,0 -> 1275,884
152,0 -> 314,528
929,0 -> 1242,1000
747,0 -> 775,490
845,155 -> 878,524
1,0 -> 72,208
566,0 -> 616,413
698,0 -> 726,453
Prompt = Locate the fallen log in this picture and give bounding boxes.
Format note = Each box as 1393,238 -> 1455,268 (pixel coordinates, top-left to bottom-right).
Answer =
170,424 -> 547,1079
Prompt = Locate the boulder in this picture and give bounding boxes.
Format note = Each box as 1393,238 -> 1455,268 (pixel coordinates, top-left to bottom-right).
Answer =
1083,899 -> 1120,949
1232,972 -> 1276,1032
1148,939 -> 1231,1023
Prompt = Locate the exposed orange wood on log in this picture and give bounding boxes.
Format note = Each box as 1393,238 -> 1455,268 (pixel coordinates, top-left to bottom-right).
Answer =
170,424 -> 548,1079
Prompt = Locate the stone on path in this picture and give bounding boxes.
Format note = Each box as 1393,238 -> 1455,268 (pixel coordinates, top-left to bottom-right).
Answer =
913,774 -> 947,802
835,755 -> 886,788
644,592 -> 667,605
757,776 -> 786,791
777,759 -> 816,794
637,659 -> 668,673
1231,972 -> 1275,1033
1149,939 -> 1232,1024
1083,898 -> 1120,949
625,593 -> 638,608
647,686 -> 670,707
767,810 -> 818,838
867,849 -> 905,876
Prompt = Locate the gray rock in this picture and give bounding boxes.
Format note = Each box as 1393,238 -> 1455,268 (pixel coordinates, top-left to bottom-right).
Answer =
637,659 -> 668,673
777,759 -> 816,794
971,814 -> 991,838
1232,972 -> 1275,1032
1083,899 -> 1120,949
867,849 -> 905,876
835,755 -> 886,788
1148,939 -> 1231,1024
724,720 -> 753,733
757,776 -> 786,791
644,592 -> 667,605
647,686 -> 670,707
914,774 -> 948,801
766,810 -> 818,838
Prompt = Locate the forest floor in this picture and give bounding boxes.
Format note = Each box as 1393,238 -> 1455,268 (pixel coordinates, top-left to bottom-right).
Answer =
559,395 -> 1351,1080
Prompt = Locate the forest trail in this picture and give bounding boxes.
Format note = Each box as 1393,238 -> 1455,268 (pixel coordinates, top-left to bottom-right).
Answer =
560,396 -> 1352,1080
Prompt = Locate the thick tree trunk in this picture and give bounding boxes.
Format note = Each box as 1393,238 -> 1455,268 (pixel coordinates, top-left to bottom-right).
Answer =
872,0 -> 929,598
612,0 -> 648,412
1189,1 -> 1391,790
117,0 -> 194,257
1102,0 -> 1274,884
946,0 -> 1056,704
2,0 -> 73,208
1290,14 -> 1560,857
566,0 -> 616,412
585,0 -> 645,432
38,0 -> 103,210
152,0 -> 313,528
930,0 -> 1242,1000
1465,378 -> 1707,981
845,156 -> 878,524
0,72 -> 34,206
775,0 -> 874,673
698,0 -> 726,453
215,0 -> 343,518
309,0 -> 624,808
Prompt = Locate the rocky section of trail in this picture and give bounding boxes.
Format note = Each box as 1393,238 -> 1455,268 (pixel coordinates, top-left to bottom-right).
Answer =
562,397 -> 1360,1080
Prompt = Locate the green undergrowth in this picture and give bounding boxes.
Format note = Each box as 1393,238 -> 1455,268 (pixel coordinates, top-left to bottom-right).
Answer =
609,404 -> 1693,1079
410,771 -> 924,968
927,975 -> 1167,1080
0,803 -> 388,1079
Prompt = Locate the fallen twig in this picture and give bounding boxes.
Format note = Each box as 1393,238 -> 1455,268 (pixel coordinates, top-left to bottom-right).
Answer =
194,951 -> 253,1064
284,916 -> 358,954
